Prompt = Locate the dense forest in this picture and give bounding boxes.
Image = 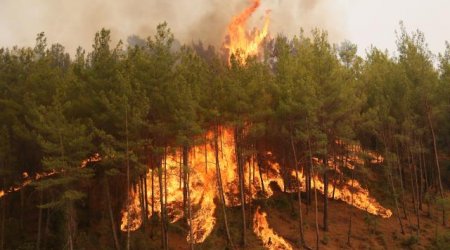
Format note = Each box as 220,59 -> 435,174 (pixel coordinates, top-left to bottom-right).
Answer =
0,22 -> 449,250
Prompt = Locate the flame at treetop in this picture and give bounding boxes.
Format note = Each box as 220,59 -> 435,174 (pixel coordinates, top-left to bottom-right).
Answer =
224,0 -> 270,64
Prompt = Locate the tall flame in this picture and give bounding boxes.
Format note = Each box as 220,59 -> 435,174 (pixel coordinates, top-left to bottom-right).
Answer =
224,0 -> 270,64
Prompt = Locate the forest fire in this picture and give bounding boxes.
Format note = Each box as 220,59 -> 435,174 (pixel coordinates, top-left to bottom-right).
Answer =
253,207 -> 293,250
0,153 -> 101,199
120,128 -> 392,245
224,0 -> 270,64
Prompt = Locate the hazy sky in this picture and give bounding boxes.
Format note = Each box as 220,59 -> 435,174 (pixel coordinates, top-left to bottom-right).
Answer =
0,0 -> 449,57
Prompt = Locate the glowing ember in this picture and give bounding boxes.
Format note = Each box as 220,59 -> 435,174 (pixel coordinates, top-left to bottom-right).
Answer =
224,0 -> 270,64
253,207 -> 293,250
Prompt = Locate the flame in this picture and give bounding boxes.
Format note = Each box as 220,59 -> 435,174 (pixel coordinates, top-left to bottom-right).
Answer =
120,185 -> 142,231
120,128 -> 392,244
292,171 -> 392,218
253,207 -> 293,250
224,0 -> 270,64
0,153 -> 101,199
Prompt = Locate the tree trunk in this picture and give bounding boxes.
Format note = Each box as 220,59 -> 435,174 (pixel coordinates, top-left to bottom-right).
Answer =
290,134 -> 306,248
144,171 -> 149,220
139,176 -> 146,231
125,107 -> 131,250
307,137 -> 319,250
0,194 -> 4,250
407,148 -> 418,230
347,167 -> 354,246
384,143 -> 405,234
67,203 -> 74,250
205,134 -> 208,174
105,177 -> 121,250
214,126 -> 234,248
418,142 -> 424,211
395,141 -> 408,221
234,127 -> 246,247
411,148 -> 421,237
36,191 -> 43,250
158,158 -> 167,250
323,155 -> 329,232
426,106 -> 446,226
257,153 -> 266,194
183,145 -> 194,250
151,165 -> 155,216
163,149 -> 169,249
43,201 -> 51,249
248,153 -> 253,229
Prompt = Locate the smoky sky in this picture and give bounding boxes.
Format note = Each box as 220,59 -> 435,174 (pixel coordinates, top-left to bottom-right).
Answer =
0,0 -> 347,54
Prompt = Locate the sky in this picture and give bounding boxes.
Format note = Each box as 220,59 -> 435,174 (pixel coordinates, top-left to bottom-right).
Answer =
0,0 -> 449,58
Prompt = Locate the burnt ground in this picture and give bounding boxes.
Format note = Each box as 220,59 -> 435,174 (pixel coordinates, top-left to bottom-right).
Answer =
158,188 -> 450,250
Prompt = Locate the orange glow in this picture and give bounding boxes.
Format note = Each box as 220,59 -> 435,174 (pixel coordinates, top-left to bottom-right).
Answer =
253,206 -> 293,250
0,153 -> 101,199
224,0 -> 270,64
292,171 -> 392,218
120,128 -> 392,244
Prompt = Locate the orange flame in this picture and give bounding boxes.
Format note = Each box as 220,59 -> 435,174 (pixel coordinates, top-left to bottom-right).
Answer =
253,206 -> 293,250
119,128 -> 392,244
0,153 -> 101,199
224,0 -> 270,64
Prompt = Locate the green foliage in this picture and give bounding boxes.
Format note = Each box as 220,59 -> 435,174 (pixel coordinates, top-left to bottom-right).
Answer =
0,21 -> 449,250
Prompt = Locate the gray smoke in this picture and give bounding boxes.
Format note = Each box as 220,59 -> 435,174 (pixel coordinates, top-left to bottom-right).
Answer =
0,0 -> 347,54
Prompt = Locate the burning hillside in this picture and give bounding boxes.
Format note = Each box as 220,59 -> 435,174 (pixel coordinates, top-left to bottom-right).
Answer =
120,128 -> 392,244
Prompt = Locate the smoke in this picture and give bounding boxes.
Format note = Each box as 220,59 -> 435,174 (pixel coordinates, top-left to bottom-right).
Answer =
0,0 -> 347,54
